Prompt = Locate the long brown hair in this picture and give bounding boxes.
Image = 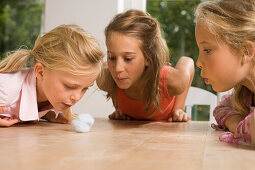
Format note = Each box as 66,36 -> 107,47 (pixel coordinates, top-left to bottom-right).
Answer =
98,9 -> 170,111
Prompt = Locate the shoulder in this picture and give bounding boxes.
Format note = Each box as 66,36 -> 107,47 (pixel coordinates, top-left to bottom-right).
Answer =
0,68 -> 31,81
166,66 -> 187,96
0,68 -> 33,104
160,66 -> 172,78
97,66 -> 116,93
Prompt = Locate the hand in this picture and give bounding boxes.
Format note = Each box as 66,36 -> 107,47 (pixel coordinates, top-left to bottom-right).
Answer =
109,110 -> 132,120
42,111 -> 69,124
0,116 -> 20,127
0,106 -> 10,114
219,110 -> 255,146
168,109 -> 190,122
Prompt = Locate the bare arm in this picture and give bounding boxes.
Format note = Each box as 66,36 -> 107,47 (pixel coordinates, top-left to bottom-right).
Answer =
167,56 -> 194,122
167,56 -> 194,96
224,115 -> 245,134
213,94 -> 244,133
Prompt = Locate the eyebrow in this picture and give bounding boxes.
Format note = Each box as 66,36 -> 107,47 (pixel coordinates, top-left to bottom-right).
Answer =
107,51 -> 136,55
67,83 -> 94,88
199,41 -> 211,44
199,41 -> 211,45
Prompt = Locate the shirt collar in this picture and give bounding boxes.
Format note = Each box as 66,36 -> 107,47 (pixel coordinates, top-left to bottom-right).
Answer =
19,69 -> 39,121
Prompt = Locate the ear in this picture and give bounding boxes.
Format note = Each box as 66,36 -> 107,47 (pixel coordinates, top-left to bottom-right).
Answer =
34,62 -> 45,80
242,40 -> 255,63
144,57 -> 149,67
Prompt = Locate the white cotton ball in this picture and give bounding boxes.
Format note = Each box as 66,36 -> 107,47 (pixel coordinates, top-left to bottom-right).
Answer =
71,113 -> 95,133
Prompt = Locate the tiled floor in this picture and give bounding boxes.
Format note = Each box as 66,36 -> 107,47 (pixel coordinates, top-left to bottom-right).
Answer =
1,118 -> 254,170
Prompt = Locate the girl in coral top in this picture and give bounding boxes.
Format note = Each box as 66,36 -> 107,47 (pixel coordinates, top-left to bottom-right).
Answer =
97,9 -> 194,122
0,24 -> 103,127
195,0 -> 255,146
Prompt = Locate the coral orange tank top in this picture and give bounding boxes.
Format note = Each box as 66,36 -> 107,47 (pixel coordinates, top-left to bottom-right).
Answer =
117,66 -> 176,121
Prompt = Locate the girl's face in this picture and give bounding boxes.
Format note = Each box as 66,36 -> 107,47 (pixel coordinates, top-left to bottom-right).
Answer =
195,22 -> 250,92
106,32 -> 148,90
35,64 -> 97,111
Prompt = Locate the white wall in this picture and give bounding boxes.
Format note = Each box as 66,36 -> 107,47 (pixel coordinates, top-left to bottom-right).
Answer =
44,0 -> 146,117
186,87 -> 217,122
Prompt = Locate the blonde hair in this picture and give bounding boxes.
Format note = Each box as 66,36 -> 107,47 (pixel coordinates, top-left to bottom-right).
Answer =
195,0 -> 255,116
98,9 -> 170,111
0,24 -> 104,76
0,24 -> 104,121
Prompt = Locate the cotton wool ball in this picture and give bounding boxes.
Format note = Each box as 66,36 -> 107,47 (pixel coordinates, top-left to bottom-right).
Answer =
71,113 -> 95,133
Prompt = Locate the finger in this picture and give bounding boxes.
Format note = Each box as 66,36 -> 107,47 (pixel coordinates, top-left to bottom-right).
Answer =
126,116 -> 131,120
168,116 -> 173,122
108,113 -> 114,119
109,111 -> 117,120
115,111 -> 121,119
120,113 -> 128,120
177,112 -> 184,121
0,106 -> 10,114
0,118 -> 19,127
173,112 -> 180,121
115,112 -> 124,120
55,115 -> 69,124
121,113 -> 130,120
72,113 -> 78,119
183,114 -> 188,122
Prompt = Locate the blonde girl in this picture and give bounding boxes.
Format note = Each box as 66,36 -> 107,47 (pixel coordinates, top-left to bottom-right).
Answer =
0,24 -> 103,127
98,9 -> 194,122
195,0 -> 255,146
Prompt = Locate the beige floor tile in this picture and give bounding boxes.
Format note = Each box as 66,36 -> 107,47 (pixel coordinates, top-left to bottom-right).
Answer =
1,118 -> 254,170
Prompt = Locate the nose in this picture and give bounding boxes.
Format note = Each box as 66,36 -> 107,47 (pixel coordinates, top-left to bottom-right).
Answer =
70,90 -> 83,103
196,56 -> 203,69
115,59 -> 124,72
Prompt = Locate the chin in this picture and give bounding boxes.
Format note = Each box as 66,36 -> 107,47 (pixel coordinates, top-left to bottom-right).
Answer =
116,83 -> 130,89
117,86 -> 129,90
212,85 -> 232,93
52,104 -> 66,112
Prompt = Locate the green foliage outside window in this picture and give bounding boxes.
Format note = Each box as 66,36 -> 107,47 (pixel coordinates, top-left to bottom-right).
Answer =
147,0 -> 215,94
0,0 -> 43,60
0,0 -> 214,94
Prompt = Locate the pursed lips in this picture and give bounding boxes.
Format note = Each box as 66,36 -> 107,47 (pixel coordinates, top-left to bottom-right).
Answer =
201,76 -> 209,84
62,102 -> 73,107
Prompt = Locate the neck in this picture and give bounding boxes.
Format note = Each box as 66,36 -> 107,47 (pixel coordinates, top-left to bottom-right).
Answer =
124,79 -> 145,100
36,79 -> 48,103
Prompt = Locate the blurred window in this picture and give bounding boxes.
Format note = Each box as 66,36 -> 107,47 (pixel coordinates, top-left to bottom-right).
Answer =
147,0 -> 214,94
0,0 -> 44,59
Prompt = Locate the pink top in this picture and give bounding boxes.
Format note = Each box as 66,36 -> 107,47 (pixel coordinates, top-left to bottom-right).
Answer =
212,92 -> 255,130
117,66 -> 176,121
0,68 -> 59,121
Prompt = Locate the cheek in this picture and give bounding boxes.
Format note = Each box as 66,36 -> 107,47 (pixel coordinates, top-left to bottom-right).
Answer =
205,55 -> 225,75
130,63 -> 145,77
107,62 -> 115,73
45,81 -> 66,98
